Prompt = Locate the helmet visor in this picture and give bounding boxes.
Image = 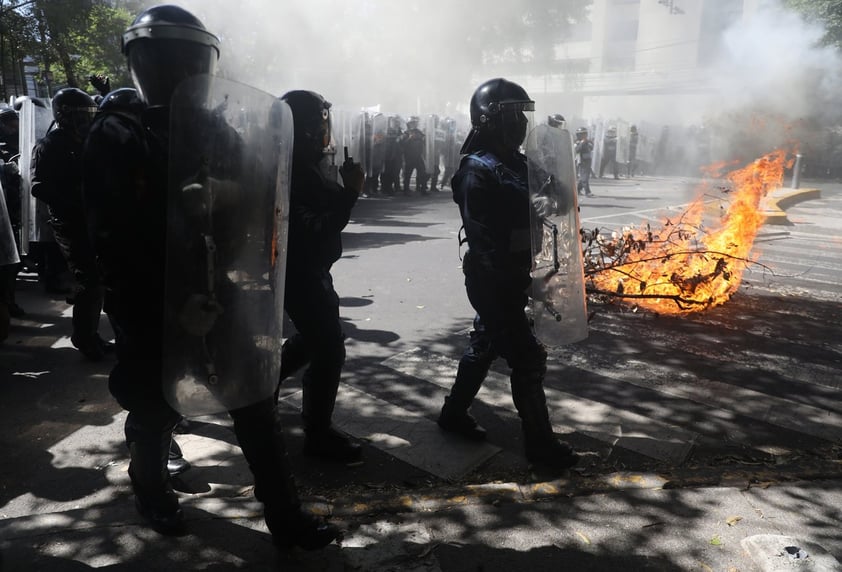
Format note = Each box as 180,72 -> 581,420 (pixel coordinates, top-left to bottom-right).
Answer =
501,108 -> 533,151
129,39 -> 217,107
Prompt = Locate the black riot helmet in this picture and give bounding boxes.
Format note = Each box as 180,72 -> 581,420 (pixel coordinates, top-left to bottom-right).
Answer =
462,78 -> 534,154
547,114 -> 566,128
99,87 -> 145,115
280,90 -> 332,163
575,127 -> 588,140
122,5 -> 220,108
51,88 -> 98,139
0,107 -> 18,131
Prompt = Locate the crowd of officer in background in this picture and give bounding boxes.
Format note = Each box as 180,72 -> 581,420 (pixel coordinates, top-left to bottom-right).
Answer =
330,111 -> 469,197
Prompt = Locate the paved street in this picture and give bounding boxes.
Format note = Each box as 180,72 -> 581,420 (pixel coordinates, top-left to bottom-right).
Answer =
1,175 -> 840,570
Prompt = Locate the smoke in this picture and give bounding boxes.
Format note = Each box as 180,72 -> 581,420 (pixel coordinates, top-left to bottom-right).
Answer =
162,0 -> 501,115
131,1 -> 842,171
714,2 -> 842,121
703,1 -> 842,166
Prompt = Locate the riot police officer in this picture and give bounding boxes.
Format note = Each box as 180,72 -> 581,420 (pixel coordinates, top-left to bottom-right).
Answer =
275,89 -> 364,464
380,115 -> 403,195
31,88 -> 112,360
401,116 -> 427,194
575,127 -> 594,197
83,5 -> 338,548
437,78 -> 579,474
0,107 -> 23,319
599,126 -> 619,179
628,124 -> 639,177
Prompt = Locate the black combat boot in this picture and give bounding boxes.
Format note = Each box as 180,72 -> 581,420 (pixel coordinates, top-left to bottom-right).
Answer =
231,398 -> 341,550
438,396 -> 487,441
303,426 -> 362,463
438,341 -> 493,441
299,349 -> 362,463
127,433 -> 184,535
167,437 -> 191,477
512,378 -> 578,474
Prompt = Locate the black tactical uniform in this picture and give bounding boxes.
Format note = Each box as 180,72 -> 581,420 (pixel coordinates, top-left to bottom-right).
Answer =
31,89 -> 111,360
575,128 -> 594,197
380,116 -> 403,195
276,90 -> 363,464
401,117 -> 427,194
599,127 -> 619,179
438,78 -> 579,475
0,108 -> 23,318
82,5 -> 338,549
628,125 -> 639,177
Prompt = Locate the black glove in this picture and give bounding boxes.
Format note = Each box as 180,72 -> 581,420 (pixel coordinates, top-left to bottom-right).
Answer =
89,74 -> 111,97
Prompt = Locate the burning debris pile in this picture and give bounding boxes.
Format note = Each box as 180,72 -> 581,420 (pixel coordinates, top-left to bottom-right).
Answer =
583,149 -> 793,314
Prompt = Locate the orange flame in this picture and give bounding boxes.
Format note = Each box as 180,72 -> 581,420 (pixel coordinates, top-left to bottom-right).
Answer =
588,149 -> 793,314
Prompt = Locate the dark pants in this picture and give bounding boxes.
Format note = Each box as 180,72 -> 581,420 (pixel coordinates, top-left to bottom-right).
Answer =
445,270 -> 555,446
51,217 -> 105,346
279,269 -> 346,432
403,157 -> 428,193
599,154 -> 618,179
381,158 -> 402,195
109,311 -> 300,516
577,160 -> 592,195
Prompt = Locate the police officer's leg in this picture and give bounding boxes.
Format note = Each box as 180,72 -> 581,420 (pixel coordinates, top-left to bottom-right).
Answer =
274,331 -> 313,402
494,311 -> 579,474
111,350 -> 184,534
403,162 -> 412,194
65,233 -> 109,359
583,161 -> 593,195
51,220 -> 101,359
417,158 -> 428,192
438,315 -> 494,440
228,397 -> 340,549
286,273 -> 361,463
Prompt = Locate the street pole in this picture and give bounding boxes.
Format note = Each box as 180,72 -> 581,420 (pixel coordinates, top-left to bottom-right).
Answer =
791,153 -> 802,189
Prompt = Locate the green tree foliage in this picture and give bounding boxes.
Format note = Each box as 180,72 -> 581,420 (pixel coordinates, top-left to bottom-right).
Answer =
785,0 -> 842,49
1,0 -> 137,98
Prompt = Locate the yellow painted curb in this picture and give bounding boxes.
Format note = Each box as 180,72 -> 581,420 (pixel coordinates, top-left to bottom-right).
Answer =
760,188 -> 821,225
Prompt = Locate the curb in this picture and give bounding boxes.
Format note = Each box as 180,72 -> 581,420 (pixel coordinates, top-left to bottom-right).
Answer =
760,187 -> 821,225
307,461 -> 842,518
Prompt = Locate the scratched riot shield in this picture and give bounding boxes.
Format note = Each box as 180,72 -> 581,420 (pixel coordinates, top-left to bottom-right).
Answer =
18,98 -> 53,254
526,124 -> 588,346
0,178 -> 20,266
163,75 -> 292,416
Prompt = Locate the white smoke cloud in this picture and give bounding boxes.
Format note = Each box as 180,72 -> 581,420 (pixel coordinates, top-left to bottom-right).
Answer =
714,2 -> 842,121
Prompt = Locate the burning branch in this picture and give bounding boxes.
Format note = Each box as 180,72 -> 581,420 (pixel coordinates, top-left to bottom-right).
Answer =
583,149 -> 793,314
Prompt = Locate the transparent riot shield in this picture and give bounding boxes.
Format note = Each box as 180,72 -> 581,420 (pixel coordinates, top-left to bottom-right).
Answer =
422,114 -> 437,180
615,120 -> 630,165
526,124 -> 588,346
330,108 -> 366,181
590,120 -> 605,177
0,178 -> 20,266
18,98 -> 53,254
367,113 -> 388,183
163,75 -> 292,416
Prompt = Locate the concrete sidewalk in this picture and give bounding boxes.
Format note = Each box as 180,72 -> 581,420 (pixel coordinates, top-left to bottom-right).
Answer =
1,475 -> 840,571
1,181 -> 839,571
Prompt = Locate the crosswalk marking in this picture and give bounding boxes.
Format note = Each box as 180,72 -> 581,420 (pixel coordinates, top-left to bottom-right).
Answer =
382,348 -> 699,464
